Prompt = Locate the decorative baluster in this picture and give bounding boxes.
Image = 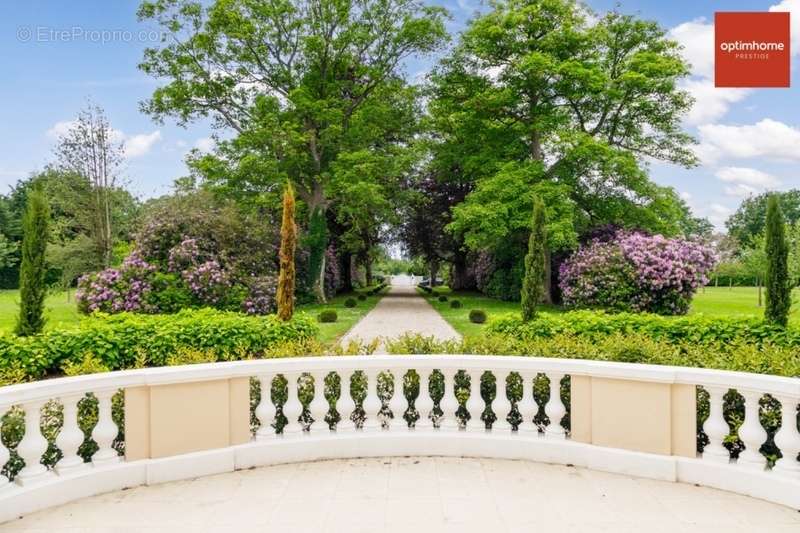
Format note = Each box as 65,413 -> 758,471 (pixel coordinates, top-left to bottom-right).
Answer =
55,395 -> 87,473
702,387 -> 730,462
0,404 -> 10,489
255,374 -> 276,440
518,372 -> 538,434
465,370 -> 484,432
282,373 -> 303,436
309,371 -> 330,434
773,396 -> 800,475
336,372 -> 356,431
362,370 -> 382,431
389,371 -> 408,431
544,373 -> 566,438
493,372 -> 513,432
416,370 -> 434,431
16,401 -> 50,484
440,368 -> 459,430
92,390 -> 120,465
737,391 -> 767,468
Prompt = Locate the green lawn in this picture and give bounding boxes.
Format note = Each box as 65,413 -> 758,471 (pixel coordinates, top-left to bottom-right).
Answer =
423,285 -> 800,337
296,286 -> 388,344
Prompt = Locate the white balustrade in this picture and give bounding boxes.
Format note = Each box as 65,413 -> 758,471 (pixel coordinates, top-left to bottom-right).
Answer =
737,391 -> 767,468
416,370 -> 434,430
773,396 -> 800,475
389,371 -> 407,430
255,374 -> 276,440
16,401 -> 50,484
465,370 -> 484,432
518,372 -> 538,434
440,368 -> 459,430
336,372 -> 357,431
55,395 -> 87,473
702,387 -> 731,462
544,373 -> 566,438
0,405 -> 9,489
91,390 -> 120,465
308,372 -> 329,433
493,372 -> 513,432
362,370 -> 381,431
282,373 -> 302,435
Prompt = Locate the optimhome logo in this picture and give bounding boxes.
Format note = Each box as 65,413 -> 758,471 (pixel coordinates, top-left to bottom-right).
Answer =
715,12 -> 791,88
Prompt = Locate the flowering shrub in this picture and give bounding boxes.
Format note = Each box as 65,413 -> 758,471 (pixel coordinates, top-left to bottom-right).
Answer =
559,231 -> 716,315
241,276 -> 277,315
76,252 -> 156,314
182,259 -> 230,305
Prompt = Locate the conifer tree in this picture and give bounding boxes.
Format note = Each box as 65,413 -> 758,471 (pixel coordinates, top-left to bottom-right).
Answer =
277,183 -> 297,321
15,187 -> 50,336
765,194 -> 791,326
521,196 -> 547,321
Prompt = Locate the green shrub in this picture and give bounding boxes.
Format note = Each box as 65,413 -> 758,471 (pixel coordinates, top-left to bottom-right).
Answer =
469,309 -> 487,324
357,294 -> 367,301
438,295 -> 448,302
317,309 -> 338,323
450,300 -> 462,309
344,298 -> 357,308
0,309 -> 318,381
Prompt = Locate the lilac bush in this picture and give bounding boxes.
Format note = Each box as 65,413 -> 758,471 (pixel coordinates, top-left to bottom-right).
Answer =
182,259 -> 231,306
76,252 -> 157,314
241,275 -> 277,315
559,230 -> 717,315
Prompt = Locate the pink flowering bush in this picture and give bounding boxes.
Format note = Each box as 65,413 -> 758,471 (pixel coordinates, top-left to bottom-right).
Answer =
76,252 -> 157,314
559,230 -> 717,315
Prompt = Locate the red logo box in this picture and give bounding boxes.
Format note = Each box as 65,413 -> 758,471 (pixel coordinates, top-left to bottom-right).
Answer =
715,12 -> 790,88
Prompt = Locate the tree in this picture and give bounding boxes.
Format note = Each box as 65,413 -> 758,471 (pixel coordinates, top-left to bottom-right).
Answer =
138,0 -> 448,301
521,196 -> 546,321
53,103 -> 125,268
0,234 -> 17,270
741,234 -> 767,307
15,187 -> 50,336
765,195 -> 791,327
277,183 -> 297,321
726,190 -> 800,247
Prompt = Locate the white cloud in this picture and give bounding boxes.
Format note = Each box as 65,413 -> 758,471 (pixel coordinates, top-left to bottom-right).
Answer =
669,19 -> 715,79
193,137 -> 215,152
679,191 -> 692,201
696,119 -> 800,164
47,121 -> 161,159
706,203 -> 734,230
769,0 -> 800,55
724,184 -> 760,198
715,166 -> 780,188
680,79 -> 750,126
46,121 -> 77,139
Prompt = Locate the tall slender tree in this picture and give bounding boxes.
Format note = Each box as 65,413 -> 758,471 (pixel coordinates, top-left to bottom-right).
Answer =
521,196 -> 547,321
15,187 -> 50,336
277,182 -> 297,321
765,195 -> 791,326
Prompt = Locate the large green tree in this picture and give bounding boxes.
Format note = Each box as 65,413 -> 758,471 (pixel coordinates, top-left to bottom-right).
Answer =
726,190 -> 800,247
16,187 -> 50,336
765,195 -> 791,327
137,0 -> 447,301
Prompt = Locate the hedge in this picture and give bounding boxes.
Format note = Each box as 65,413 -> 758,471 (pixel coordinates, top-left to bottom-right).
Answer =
487,310 -> 800,348
0,308 -> 318,381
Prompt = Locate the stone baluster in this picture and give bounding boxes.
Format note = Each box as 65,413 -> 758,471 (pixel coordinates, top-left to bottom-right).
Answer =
518,372 -> 538,434
544,373 -> 566,438
0,405 -> 10,489
737,391 -> 767,468
416,370 -> 434,431
92,390 -> 120,465
255,374 -> 276,440
389,371 -> 408,431
336,372 -> 357,431
282,373 -> 303,435
309,372 -> 330,433
493,372 -> 513,432
55,395 -> 87,473
16,401 -> 50,484
702,387 -> 731,462
440,368 -> 459,430
773,396 -> 800,475
465,370 -> 484,432
362,370 -> 382,431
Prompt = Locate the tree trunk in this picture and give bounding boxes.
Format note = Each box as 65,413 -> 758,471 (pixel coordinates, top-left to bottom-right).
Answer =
340,252 -> 353,292
450,252 -> 476,290
429,260 -> 439,288
365,259 -> 373,287
758,277 -> 762,307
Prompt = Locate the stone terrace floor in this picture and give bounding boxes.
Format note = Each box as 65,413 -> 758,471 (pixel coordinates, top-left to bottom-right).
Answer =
2,457 -> 799,532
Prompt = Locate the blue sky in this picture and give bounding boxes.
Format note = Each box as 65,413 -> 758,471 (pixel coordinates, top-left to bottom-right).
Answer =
1,0 -> 799,231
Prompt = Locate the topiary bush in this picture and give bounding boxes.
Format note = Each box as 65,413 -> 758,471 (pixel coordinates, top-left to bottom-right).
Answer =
344,298 -> 357,308
357,294 -> 367,301
317,309 -> 338,323
450,300 -> 462,309
559,230 -> 716,315
469,309 -> 487,324
438,295 -> 448,302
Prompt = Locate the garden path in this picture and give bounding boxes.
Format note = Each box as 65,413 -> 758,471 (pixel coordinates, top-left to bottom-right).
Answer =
340,284 -> 460,351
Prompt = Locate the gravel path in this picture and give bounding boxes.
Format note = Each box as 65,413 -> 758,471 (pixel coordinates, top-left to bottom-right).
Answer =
340,284 -> 461,350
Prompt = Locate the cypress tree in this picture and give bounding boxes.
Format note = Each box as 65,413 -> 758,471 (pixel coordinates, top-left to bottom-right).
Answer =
277,182 -> 297,321
521,196 -> 547,322
765,194 -> 791,326
15,187 -> 50,336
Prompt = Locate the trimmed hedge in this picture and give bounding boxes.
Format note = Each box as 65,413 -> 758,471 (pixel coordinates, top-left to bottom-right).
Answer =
487,310 -> 800,347
317,309 -> 338,323
450,300 -> 462,309
469,309 -> 487,324
344,298 -> 357,308
0,309 -> 318,381
438,295 -> 448,302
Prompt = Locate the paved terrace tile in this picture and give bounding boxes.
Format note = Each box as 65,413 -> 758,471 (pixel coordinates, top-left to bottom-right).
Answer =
2,457 -> 798,532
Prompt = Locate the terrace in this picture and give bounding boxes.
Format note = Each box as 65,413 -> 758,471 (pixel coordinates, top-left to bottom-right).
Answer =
1,354 -> 799,531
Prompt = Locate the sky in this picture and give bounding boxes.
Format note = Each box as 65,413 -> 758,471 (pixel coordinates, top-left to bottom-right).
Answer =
1,0 -> 799,231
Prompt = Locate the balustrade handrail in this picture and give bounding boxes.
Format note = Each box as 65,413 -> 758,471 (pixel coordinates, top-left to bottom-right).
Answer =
2,354 -> 798,407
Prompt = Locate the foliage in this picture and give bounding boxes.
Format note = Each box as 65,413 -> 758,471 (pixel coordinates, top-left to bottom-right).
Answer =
469,309 -> 487,324
726,189 -> 800,246
0,309 -> 317,381
317,309 -> 338,323
450,300 -> 462,309
277,183 -> 297,321
765,195 -> 791,327
344,298 -> 357,308
559,230 -> 716,315
521,196 -> 547,321
0,234 -> 17,270
16,188 -> 50,336
438,295 -> 448,302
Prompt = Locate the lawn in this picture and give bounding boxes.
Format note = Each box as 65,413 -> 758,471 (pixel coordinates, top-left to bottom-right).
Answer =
0,286 -> 387,343
422,285 -> 800,337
